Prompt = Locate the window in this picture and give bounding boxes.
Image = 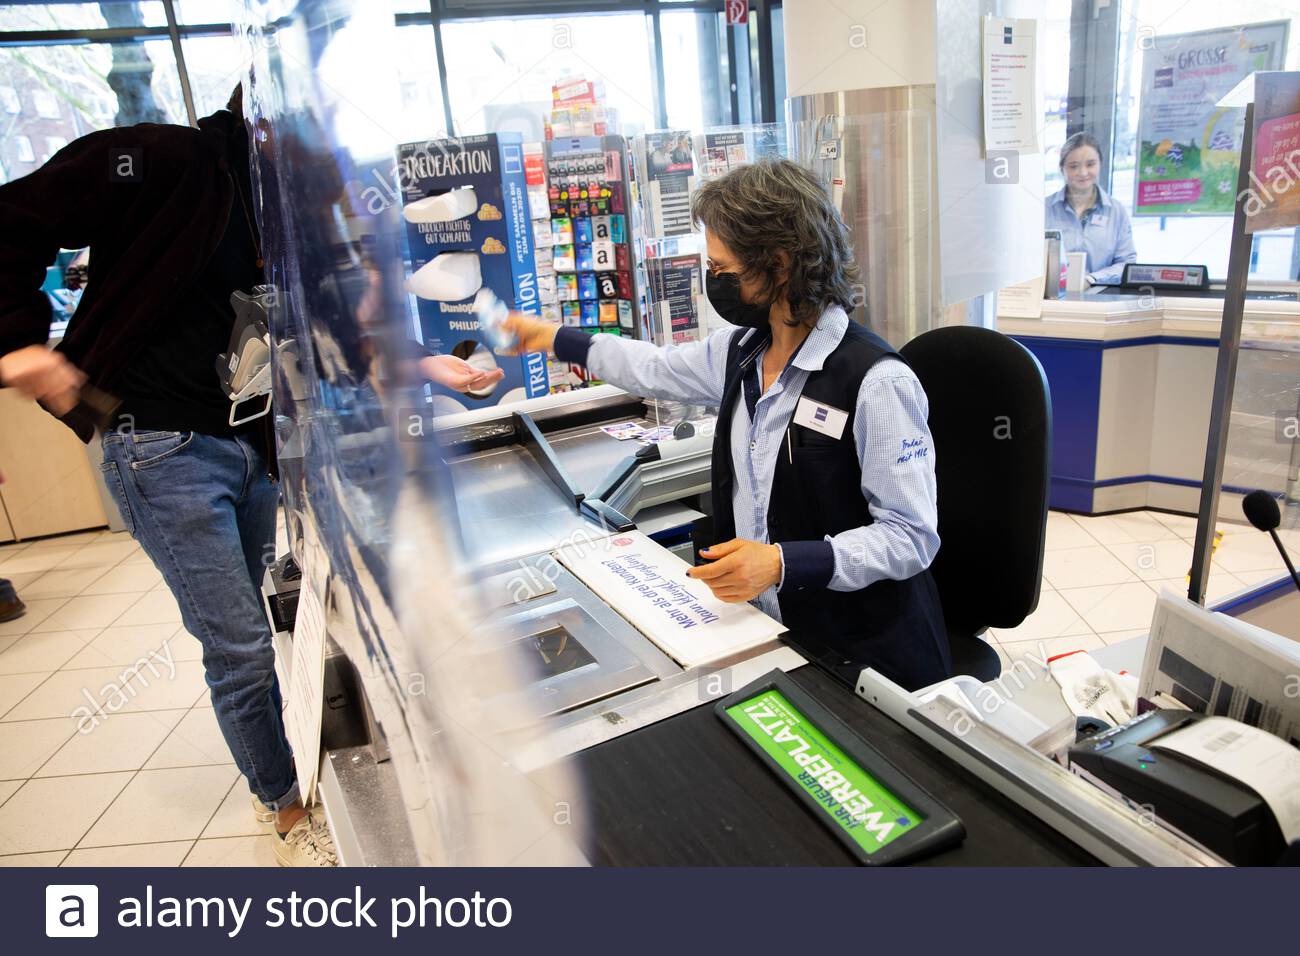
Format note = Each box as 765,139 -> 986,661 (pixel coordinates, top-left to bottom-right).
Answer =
44,135 -> 68,160
440,13 -> 656,138
32,88 -> 60,120
13,133 -> 33,163
661,9 -> 731,130
1056,0 -> 1300,280
0,85 -> 18,114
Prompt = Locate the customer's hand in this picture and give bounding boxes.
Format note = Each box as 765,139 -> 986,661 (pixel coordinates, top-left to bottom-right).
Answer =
499,312 -> 560,355
0,345 -> 85,415
417,354 -> 505,393
687,538 -> 783,603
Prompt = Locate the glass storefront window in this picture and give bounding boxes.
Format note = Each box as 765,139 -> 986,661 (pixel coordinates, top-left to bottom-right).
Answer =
661,8 -> 731,130
440,13 -> 656,139
1056,0 -> 1300,281
0,37 -> 189,184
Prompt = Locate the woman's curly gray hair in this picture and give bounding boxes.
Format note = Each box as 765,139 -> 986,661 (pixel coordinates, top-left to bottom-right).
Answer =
691,158 -> 860,327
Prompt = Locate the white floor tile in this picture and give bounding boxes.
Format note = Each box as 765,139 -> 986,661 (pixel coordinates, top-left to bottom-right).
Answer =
1105,537 -> 1195,582
1073,511 -> 1179,545
1041,546 -> 1136,589
80,563 -> 163,595
0,549 -> 82,575
0,598 -> 65,637
25,531 -> 108,551
0,772 -> 133,854
987,590 -> 1092,643
113,590 -> 183,627
1231,568 -> 1290,588
1044,512 -> 1097,550
183,834 -> 277,867
62,623 -> 197,671
17,567 -> 110,601
37,709 -> 185,777
32,592 -> 140,633
0,672 -> 51,720
0,637 -> 15,655
3,661 -> 206,721
58,540 -> 140,570
1058,581 -> 1160,634
1001,633 -> 1106,664
1095,629 -> 1149,645
1149,511 -> 1200,534
0,850 -> 66,866
62,841 -> 192,867
79,764 -> 238,847
1149,569 -> 1244,605
0,718 -> 78,780
201,780 -> 265,839
0,570 -> 51,595
0,630 -> 98,675
1211,531 -> 1296,574
0,780 -> 19,805
145,706 -> 230,769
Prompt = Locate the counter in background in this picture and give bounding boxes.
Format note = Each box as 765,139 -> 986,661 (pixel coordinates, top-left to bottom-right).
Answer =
999,293 -> 1300,515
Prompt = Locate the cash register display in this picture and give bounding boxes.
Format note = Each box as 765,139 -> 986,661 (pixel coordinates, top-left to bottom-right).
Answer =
1122,263 -> 1207,289
724,688 -> 921,855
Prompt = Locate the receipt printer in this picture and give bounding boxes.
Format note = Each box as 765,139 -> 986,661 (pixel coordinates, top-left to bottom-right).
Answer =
1069,710 -> 1287,865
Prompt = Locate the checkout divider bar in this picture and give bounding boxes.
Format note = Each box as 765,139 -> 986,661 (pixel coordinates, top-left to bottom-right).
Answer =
514,411 -> 586,510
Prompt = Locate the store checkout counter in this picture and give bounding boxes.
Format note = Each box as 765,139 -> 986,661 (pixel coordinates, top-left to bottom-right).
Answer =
271,385 -> 1297,869
998,280 -> 1300,515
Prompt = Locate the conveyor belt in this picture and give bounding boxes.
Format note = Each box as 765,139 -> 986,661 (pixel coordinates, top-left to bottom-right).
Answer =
573,664 -> 1100,866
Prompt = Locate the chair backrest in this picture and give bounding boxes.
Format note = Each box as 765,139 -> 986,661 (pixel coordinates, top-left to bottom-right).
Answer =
898,326 -> 1052,635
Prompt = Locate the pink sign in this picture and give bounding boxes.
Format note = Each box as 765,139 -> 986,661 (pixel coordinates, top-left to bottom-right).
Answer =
1137,179 -> 1203,206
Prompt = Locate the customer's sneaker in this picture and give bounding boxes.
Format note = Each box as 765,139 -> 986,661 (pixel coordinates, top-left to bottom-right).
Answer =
251,794 -> 275,829
0,579 -> 25,623
274,810 -> 338,867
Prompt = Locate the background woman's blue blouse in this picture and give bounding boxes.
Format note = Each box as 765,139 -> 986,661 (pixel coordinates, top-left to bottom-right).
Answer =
1045,185 -> 1137,284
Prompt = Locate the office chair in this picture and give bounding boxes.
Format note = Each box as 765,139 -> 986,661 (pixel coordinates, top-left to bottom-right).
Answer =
899,326 -> 1053,682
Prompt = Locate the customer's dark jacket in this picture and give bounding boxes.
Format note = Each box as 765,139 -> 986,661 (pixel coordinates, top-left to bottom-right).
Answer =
0,110 -> 241,413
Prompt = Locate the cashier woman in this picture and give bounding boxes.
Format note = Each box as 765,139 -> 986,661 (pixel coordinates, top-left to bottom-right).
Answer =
503,159 -> 950,690
1045,132 -> 1136,285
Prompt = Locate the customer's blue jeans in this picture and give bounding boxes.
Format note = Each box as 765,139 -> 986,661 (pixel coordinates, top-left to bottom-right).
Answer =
100,429 -> 298,810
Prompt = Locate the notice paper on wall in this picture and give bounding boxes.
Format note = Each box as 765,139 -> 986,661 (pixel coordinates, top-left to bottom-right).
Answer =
284,513 -> 329,806
982,16 -> 1039,154
554,530 -> 786,668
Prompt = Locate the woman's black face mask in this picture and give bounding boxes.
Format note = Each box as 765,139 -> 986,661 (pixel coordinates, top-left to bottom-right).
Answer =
705,270 -> 770,330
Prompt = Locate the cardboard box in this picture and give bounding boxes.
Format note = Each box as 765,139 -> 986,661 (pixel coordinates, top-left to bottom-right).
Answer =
398,133 -> 548,407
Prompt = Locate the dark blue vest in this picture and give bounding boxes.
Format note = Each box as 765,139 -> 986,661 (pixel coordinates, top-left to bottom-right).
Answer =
709,322 -> 951,690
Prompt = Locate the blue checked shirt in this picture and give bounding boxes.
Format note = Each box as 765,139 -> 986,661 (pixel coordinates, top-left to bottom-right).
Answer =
554,306 -> 940,623
1044,185 -> 1137,285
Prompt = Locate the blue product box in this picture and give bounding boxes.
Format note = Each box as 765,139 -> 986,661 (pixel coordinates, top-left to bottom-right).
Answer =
580,301 -> 600,326
397,132 -> 547,406
609,214 -> 626,244
574,218 -> 594,244
575,243 -> 594,272
578,273 -> 598,301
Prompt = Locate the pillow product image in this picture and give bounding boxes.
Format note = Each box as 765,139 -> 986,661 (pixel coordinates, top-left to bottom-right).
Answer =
403,186 -> 479,224
407,252 -> 482,301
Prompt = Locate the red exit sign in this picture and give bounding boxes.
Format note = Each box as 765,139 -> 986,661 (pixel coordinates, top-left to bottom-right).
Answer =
726,1 -> 748,27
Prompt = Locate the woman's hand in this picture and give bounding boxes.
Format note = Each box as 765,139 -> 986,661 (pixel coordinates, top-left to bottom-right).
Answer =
686,538 -> 782,603
417,354 -> 504,393
500,312 -> 560,355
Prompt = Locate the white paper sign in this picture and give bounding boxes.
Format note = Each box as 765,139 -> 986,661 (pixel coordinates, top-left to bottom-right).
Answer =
284,514 -> 329,806
996,276 -> 1045,318
983,16 -> 1039,154
554,530 -> 785,668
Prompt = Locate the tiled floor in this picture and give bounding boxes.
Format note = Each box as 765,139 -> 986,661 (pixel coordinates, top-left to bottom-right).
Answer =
0,529 -> 277,867
0,509 -> 1293,867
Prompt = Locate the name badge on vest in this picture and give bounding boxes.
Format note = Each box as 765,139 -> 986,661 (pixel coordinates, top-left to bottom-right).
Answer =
793,396 -> 848,440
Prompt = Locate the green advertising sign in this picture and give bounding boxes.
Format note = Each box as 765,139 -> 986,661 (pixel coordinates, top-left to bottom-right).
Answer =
725,688 -> 921,855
